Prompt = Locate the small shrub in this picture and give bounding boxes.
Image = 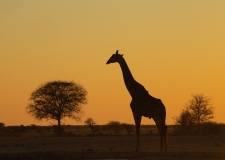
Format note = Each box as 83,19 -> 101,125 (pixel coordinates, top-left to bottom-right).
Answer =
122,123 -> 134,135
106,121 -> 123,135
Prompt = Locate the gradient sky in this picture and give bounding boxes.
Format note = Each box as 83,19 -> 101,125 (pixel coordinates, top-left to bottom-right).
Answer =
1,1 -> 225,126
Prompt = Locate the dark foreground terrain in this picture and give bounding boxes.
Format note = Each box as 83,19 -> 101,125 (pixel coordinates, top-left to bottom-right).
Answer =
0,135 -> 225,159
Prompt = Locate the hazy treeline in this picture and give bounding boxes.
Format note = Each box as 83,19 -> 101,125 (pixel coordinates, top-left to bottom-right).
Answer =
174,121 -> 225,136
0,121 -> 224,137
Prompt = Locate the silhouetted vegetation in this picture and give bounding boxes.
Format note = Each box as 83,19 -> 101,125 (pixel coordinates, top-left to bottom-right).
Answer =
201,122 -> 225,135
105,121 -> 123,135
173,121 -> 225,136
174,94 -> 220,135
26,80 -> 88,136
84,117 -> 96,136
122,123 -> 134,135
174,108 -> 195,134
0,123 -> 224,137
0,122 -> 5,128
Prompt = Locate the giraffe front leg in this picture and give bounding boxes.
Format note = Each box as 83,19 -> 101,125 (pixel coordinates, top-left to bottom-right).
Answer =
164,125 -> 168,152
155,120 -> 164,152
135,124 -> 140,152
134,114 -> 142,152
160,134 -> 163,152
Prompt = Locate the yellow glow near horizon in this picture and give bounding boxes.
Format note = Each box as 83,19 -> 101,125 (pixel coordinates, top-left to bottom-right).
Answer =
0,1 -> 225,126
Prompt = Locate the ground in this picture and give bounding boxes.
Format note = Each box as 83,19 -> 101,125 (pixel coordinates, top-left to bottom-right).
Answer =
0,135 -> 225,159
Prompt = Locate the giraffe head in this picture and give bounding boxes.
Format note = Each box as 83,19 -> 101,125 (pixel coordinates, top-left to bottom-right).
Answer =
106,50 -> 124,64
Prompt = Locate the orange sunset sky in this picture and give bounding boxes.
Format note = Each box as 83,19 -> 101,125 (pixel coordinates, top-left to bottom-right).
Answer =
0,1 -> 225,126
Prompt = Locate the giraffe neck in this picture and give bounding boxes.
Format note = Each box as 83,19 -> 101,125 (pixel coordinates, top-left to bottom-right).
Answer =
118,57 -> 147,97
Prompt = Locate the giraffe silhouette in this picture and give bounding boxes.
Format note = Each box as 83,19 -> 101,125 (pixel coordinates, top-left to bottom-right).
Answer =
106,50 -> 167,152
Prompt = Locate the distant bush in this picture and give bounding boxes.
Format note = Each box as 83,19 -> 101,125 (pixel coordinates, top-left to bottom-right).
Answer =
106,121 -> 123,135
122,123 -> 134,135
84,117 -> 96,136
0,122 -> 5,128
0,122 -> 5,132
30,124 -> 37,131
173,124 -> 195,136
173,122 -> 225,136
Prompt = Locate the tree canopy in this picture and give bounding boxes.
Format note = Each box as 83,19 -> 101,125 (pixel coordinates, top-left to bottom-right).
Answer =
188,94 -> 214,125
26,80 -> 88,134
84,117 -> 96,136
174,93 -> 214,134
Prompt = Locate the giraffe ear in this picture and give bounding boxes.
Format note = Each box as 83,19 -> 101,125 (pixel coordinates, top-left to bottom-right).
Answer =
121,54 -> 123,56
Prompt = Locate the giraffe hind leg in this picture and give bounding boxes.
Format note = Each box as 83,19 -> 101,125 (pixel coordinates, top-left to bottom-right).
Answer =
164,125 -> 168,152
154,120 -> 166,152
160,134 -> 163,152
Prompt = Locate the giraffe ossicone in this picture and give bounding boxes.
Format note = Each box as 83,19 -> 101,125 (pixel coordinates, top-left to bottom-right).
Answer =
106,50 -> 168,152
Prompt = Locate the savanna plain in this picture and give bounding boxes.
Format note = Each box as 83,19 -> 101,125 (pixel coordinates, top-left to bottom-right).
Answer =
0,125 -> 225,160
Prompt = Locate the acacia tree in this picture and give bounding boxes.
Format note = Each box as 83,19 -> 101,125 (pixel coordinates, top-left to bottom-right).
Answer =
84,117 -> 96,136
174,108 -> 195,133
26,80 -> 88,135
174,94 -> 214,134
188,94 -> 214,126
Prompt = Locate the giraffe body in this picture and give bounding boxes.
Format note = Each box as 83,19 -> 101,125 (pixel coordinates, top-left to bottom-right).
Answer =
107,50 -> 167,152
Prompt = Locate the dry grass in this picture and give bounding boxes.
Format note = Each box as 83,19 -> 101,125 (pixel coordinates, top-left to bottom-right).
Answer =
1,135 -> 225,152
0,135 -> 225,159
0,125 -> 225,159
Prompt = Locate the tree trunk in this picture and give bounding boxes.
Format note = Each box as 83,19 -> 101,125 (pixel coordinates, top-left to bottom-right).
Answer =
90,125 -> 95,136
57,118 -> 61,136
